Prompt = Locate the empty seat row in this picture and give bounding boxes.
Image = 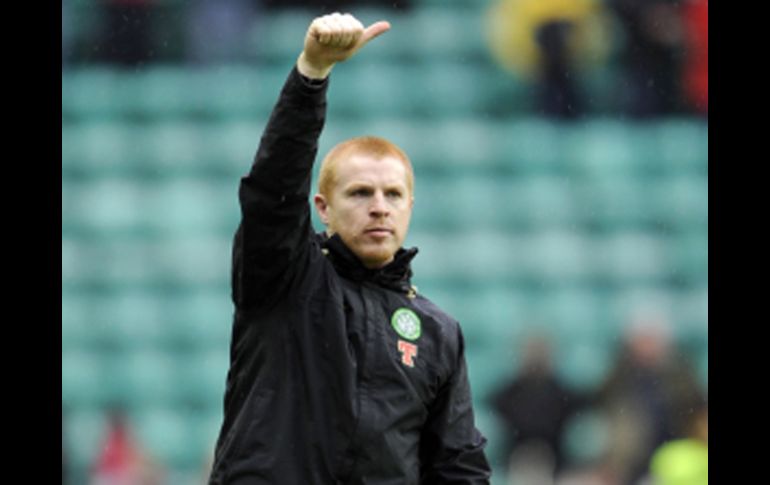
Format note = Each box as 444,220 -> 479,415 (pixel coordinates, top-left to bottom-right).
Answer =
62,346 -> 229,410
249,6 -> 493,65
63,117 -> 708,178
61,56 -> 634,121
62,280 -> 706,355
61,227 -> 706,289
63,403 -> 221,482
409,229 -> 707,286
61,235 -> 232,288
61,172 -> 706,238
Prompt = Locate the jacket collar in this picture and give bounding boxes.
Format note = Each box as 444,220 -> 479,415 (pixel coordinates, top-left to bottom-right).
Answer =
317,232 -> 418,294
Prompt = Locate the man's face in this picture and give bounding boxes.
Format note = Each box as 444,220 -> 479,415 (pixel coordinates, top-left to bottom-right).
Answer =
314,154 -> 413,269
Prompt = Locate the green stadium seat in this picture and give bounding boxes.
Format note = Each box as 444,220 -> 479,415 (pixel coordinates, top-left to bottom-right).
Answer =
667,231 -> 708,286
524,229 -> 594,285
186,65 -> 287,120
62,235 -> 231,288
247,9 -> 315,64
129,66 -> 197,119
433,287 -> 532,347
471,406 -> 507,471
133,406 -> 201,470
423,119 -> 512,173
409,230 -> 525,284
196,120 -> 264,174
649,175 -> 708,230
63,407 -> 108,478
88,290 -> 169,349
671,286 -> 708,343
406,7 -> 491,62
162,289 -> 233,349
62,349 -> 112,408
536,287 -> 616,342
135,121 -> 208,170
108,348 -> 182,407
194,407 -> 224,461
650,119 -> 708,174
149,236 -> 232,287
62,121 -> 136,174
465,339 -> 520,404
62,291 -> 92,349
606,286 -> 677,334
62,68 -> 127,120
174,349 -> 230,408
326,63 -> 416,118
554,337 -> 613,390
63,178 -> 146,234
573,175 -> 654,231
501,175 -> 580,229
564,120 -> 638,175
410,176 -> 503,230
416,61 -> 498,117
493,119 -> 568,175
594,231 -> 669,285
143,179 -> 238,235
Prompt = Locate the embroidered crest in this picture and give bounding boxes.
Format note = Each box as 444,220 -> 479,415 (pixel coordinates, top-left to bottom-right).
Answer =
391,308 -> 421,341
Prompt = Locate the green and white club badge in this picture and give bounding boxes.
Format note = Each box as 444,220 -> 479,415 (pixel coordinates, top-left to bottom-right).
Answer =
391,308 -> 421,341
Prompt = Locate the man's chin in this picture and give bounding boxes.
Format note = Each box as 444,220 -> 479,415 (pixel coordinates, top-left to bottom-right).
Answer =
356,247 -> 396,269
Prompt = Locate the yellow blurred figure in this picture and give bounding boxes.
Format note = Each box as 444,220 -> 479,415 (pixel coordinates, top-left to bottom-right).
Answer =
486,0 -> 613,78
649,400 -> 708,485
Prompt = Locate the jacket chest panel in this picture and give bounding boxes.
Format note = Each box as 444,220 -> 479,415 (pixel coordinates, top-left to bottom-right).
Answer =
338,280 -> 440,409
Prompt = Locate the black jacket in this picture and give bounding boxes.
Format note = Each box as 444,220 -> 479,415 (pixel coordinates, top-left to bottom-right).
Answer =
209,66 -> 491,485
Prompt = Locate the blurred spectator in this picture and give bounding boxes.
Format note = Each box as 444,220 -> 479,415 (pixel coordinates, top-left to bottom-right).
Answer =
535,20 -> 584,119
62,0 -> 72,68
681,0 -> 708,116
260,0 -> 412,10
185,0 -> 261,64
486,0 -> 612,118
90,407 -> 164,485
489,334 -> 587,483
594,315 -> 703,485
96,0 -> 158,67
649,394 -> 707,485
608,0 -> 687,117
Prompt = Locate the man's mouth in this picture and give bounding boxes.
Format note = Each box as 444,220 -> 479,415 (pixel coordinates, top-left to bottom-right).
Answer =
365,227 -> 393,237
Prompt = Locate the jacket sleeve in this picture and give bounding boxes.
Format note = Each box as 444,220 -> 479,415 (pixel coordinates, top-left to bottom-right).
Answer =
232,66 -> 328,310
420,330 -> 492,484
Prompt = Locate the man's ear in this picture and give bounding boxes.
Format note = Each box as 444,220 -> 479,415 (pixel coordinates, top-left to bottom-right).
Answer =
313,193 -> 330,225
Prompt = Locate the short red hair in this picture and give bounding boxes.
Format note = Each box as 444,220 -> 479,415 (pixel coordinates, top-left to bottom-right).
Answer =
318,136 -> 414,198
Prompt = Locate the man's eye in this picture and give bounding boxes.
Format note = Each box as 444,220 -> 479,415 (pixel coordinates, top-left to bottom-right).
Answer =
387,190 -> 402,198
351,189 -> 370,197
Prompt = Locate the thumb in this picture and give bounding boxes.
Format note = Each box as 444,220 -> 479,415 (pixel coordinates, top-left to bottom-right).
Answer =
360,21 -> 391,46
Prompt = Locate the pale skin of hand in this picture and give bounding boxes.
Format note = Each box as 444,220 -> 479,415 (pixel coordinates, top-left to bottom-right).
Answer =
297,13 -> 391,80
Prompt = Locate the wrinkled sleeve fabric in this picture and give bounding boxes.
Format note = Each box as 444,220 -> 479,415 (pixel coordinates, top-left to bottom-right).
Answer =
420,330 -> 492,484
232,67 -> 328,311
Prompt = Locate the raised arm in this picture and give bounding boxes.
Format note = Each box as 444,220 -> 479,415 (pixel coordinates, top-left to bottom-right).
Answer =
233,13 -> 390,310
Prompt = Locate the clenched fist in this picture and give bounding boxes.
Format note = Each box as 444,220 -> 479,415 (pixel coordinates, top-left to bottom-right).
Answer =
297,13 -> 391,79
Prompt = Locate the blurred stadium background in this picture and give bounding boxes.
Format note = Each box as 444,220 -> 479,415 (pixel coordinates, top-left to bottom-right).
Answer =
62,0 -> 707,484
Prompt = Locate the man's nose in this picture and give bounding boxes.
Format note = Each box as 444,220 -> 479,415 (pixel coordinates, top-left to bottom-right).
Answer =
369,191 -> 389,217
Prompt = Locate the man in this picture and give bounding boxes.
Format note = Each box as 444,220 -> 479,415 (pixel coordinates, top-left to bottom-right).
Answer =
209,13 -> 491,484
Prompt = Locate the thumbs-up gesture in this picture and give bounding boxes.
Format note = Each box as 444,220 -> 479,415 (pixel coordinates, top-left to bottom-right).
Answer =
297,13 -> 391,79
